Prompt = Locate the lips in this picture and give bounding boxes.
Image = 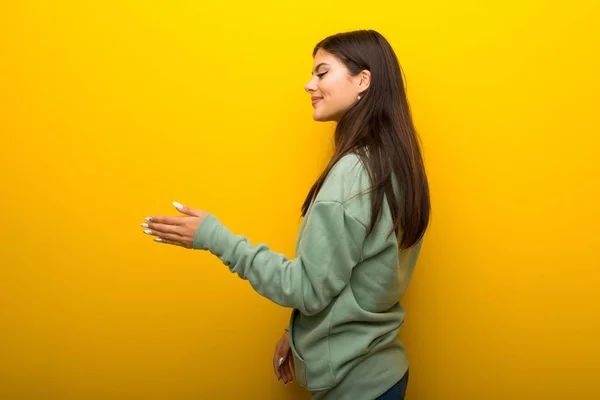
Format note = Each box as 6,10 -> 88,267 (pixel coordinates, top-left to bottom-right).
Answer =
311,96 -> 323,105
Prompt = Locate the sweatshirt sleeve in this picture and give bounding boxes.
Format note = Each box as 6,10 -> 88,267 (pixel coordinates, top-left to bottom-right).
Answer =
192,200 -> 367,316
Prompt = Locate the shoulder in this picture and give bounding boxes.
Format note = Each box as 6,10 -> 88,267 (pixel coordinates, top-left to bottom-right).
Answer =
315,153 -> 371,205
329,153 -> 364,180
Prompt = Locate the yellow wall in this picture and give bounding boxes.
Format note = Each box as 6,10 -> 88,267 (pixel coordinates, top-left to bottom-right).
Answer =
1,1 -> 598,399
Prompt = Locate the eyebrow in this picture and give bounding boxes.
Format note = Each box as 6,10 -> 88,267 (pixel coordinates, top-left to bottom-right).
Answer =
312,62 -> 330,75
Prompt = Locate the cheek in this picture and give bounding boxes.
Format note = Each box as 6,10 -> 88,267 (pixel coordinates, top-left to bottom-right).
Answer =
318,83 -> 338,108
318,75 -> 340,96
320,80 -> 353,110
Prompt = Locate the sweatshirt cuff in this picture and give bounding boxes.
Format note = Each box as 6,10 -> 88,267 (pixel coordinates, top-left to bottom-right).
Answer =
192,214 -> 224,251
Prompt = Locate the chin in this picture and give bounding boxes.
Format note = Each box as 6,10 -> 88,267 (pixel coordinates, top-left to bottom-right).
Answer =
313,112 -> 335,122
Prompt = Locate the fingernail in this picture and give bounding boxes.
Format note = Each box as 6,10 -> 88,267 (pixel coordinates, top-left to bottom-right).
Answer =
173,201 -> 183,210
154,238 -> 162,242
145,217 -> 153,222
144,230 -> 152,234
278,357 -> 285,366
141,223 -> 148,228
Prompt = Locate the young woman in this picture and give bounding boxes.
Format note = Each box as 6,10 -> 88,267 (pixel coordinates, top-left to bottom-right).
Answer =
141,29 -> 430,400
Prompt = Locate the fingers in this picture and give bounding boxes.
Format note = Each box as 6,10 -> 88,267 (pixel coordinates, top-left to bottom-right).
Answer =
273,343 -> 283,380
143,228 -> 182,243
274,360 -> 282,381
274,347 -> 291,383
173,201 -> 201,217
142,224 -> 187,247
280,362 -> 289,383
144,215 -> 184,226
273,332 -> 295,385
281,360 -> 293,384
276,353 -> 292,384
142,220 -> 190,246
145,200 -> 205,225
142,221 -> 182,236
153,237 -> 183,247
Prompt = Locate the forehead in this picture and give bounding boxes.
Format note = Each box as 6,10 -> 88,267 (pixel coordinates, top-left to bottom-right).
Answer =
313,48 -> 342,69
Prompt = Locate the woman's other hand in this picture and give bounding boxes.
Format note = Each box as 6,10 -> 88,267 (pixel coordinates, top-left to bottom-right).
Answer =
273,330 -> 295,384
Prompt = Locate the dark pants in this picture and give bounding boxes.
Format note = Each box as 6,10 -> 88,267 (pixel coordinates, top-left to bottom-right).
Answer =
375,370 -> 409,400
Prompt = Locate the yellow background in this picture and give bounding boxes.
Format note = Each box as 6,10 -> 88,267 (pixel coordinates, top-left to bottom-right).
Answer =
1,0 -> 599,399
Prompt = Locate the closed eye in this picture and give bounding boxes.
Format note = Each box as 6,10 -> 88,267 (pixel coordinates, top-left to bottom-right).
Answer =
317,71 -> 328,79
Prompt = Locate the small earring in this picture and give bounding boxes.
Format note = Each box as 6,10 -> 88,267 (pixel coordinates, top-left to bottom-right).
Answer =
357,95 -> 362,101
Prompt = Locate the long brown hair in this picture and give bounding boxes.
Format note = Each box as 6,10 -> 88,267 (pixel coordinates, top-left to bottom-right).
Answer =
301,30 -> 430,249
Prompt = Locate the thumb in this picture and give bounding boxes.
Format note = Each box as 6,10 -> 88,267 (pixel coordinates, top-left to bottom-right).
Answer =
172,201 -> 200,217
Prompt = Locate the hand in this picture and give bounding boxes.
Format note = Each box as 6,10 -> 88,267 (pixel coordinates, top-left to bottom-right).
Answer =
273,330 -> 295,384
142,201 -> 208,249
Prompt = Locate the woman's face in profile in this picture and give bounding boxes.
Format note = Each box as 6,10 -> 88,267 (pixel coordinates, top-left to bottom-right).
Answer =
305,49 -> 364,122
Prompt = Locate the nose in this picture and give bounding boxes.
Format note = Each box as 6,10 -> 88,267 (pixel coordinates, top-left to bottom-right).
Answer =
305,77 -> 317,93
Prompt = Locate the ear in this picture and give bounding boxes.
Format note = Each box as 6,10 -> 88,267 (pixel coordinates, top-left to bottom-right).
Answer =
357,69 -> 371,93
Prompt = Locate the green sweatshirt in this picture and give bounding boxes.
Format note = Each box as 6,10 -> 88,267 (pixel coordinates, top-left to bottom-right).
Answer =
192,153 -> 422,400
